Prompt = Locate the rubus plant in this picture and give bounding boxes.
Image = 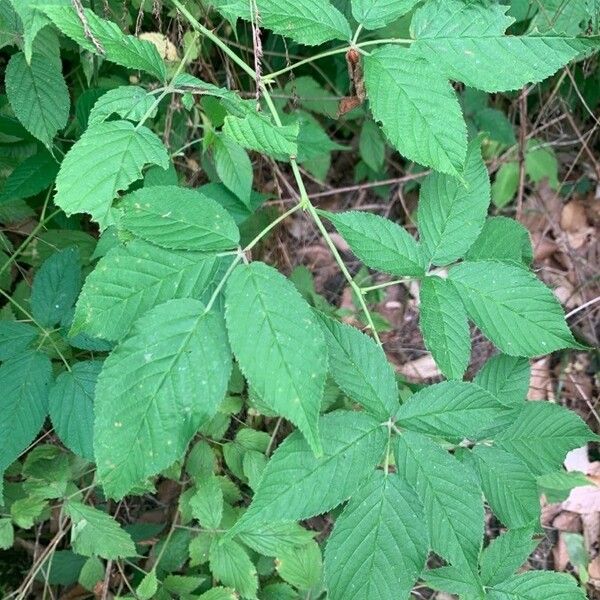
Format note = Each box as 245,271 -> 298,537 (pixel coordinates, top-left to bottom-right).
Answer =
0,0 -> 599,598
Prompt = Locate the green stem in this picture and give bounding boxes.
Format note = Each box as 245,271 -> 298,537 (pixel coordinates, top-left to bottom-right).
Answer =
360,278 -> 412,294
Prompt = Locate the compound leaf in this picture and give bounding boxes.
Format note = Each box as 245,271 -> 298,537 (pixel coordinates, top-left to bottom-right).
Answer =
324,470 -> 428,600
474,354 -> 530,407
417,138 -> 490,265
316,312 -> 398,419
5,51 -> 69,148
225,262 -> 327,454
419,276 -> 470,380
209,538 -> 258,599
49,361 -> 100,461
54,120 -> 169,229
322,210 -> 426,277
227,411 -> 386,536
120,186 -> 239,252
364,45 -> 467,176
72,240 -> 222,341
94,299 -> 231,499
42,6 -> 166,80
66,501 -> 136,560
448,260 -> 583,356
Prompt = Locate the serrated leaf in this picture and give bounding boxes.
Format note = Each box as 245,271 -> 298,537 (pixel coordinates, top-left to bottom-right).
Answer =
42,6 -> 166,80
223,114 -> 298,159
395,431 -> 484,580
49,361 -> 100,461
0,149 -> 58,203
209,538 -> 258,599
417,137 -> 490,265
94,299 -> 231,499
225,262 -> 327,454
465,216 -> 533,265
448,260 -> 583,356
54,120 -> 168,229
396,381 -> 507,441
0,518 -> 14,550
190,475 -> 223,529
316,312 -> 397,419
480,527 -> 538,586
419,276 -> 470,380
358,119 -> 385,172
474,354 -> 530,407
276,540 -> 322,590
537,470 -> 592,503
322,210 -> 426,276
66,501 -> 136,560
0,321 -> 38,360
72,240 -> 221,341
0,351 -> 52,475
227,411 -> 386,536
364,45 -> 467,176
237,523 -> 314,557
471,445 -> 539,528
88,86 -> 157,125
213,0 -> 351,46
492,162 -> 519,208
120,186 -> 239,251
212,134 -> 253,207
5,51 -> 69,148
198,588 -> 237,600
324,470 -> 428,600
423,565 -> 479,597
78,557 -> 104,591
486,571 -> 585,600
495,401 -> 597,475
31,247 -> 81,327
136,569 -> 158,600
351,0 -> 420,30
411,0 -> 599,92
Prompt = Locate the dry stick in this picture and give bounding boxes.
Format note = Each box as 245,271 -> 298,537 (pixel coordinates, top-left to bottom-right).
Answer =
516,87 -> 529,221
71,0 -> 105,54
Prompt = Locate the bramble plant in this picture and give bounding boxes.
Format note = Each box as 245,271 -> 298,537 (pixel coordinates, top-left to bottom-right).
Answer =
0,0 -> 599,598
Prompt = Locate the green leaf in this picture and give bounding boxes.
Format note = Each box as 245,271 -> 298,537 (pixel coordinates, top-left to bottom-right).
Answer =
198,588 -> 237,600
227,411 -> 386,536
480,527 -> 538,586
474,107 -> 516,147
31,247 -> 81,328
0,148 -> 58,203
417,138 -> 490,266
364,45 -> 467,176
94,299 -> 231,499
471,445 -> 539,528
276,540 -> 322,590
0,351 -> 52,475
49,361 -> 100,461
411,0 -> 599,92
285,76 -> 339,119
88,86 -> 157,125
351,0 -> 420,30
495,401 -> 597,475
54,120 -> 168,229
322,210 -> 426,277
237,523 -> 314,557
190,475 -> 223,529
5,51 -> 69,148
396,381 -> 507,441
223,114 -> 298,159
78,557 -> 105,591
537,470 -> 592,503
0,321 -> 38,360
209,538 -> 258,599
395,431 -> 484,579
136,569 -> 158,600
316,312 -> 398,419
465,217 -> 533,265
526,140 -> 559,189
120,186 -> 240,252
492,162 -> 519,208
423,566 -> 479,597
66,501 -> 136,560
42,7 -> 166,80
419,276 -> 470,380
72,240 -> 221,341
0,518 -> 14,550
212,134 -> 253,207
324,470 -> 428,600
530,0 -> 593,36
486,571 -> 585,600
214,0 -> 351,46
448,260 -> 583,356
359,119 -> 385,172
225,262 -> 327,454
474,354 -> 530,407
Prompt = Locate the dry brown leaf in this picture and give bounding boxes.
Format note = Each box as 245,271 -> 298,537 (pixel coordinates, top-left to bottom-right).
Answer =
139,32 -> 179,61
528,358 -> 554,400
396,354 -> 441,381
